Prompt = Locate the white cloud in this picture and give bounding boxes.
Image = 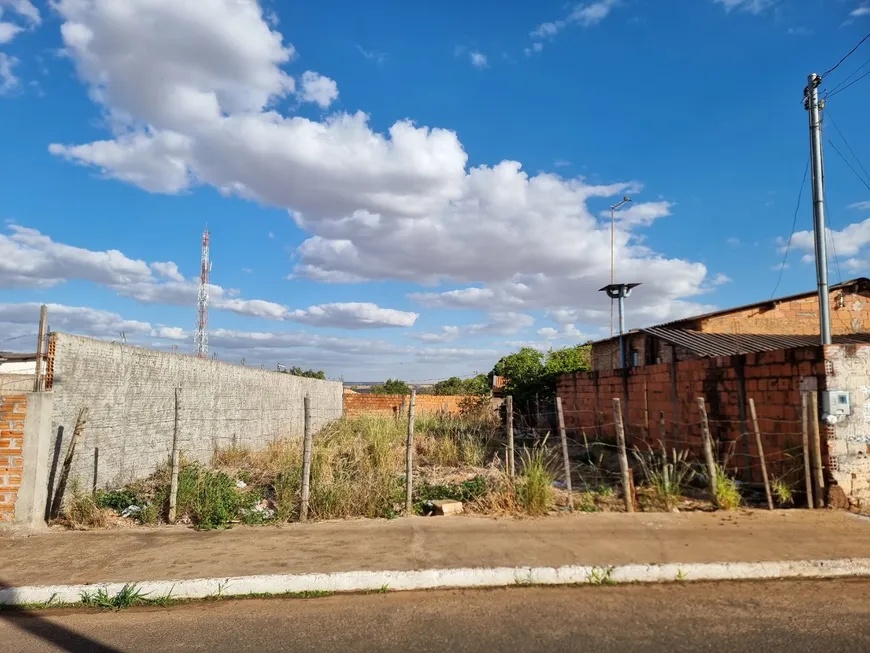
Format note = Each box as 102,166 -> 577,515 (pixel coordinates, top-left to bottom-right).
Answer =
714,0 -> 776,14
0,302 -> 152,337
299,71 -> 338,108
0,51 -> 17,93
791,219 -> 870,261
851,5 -> 870,17
0,1 -> 40,25
0,225 -> 153,288
469,51 -> 487,68
538,323 -> 587,341
605,201 -> 674,226
530,0 -> 620,47
0,22 -> 23,44
849,201 -> 870,210
287,303 -> 419,329
47,0 -> 716,335
151,261 -> 184,282
0,225 -> 415,329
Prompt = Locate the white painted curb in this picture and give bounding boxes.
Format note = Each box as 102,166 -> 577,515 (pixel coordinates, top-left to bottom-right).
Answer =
3,558 -> 870,606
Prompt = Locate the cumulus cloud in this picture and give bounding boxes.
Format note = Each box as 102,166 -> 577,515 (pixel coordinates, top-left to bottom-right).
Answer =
0,302 -> 152,337
46,0 -> 720,336
0,225 -> 415,329
299,71 -> 338,108
288,303 -> 418,329
411,312 -> 535,343
790,219 -> 870,261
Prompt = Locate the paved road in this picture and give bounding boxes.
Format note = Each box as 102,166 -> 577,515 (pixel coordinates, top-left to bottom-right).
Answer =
2,580 -> 869,652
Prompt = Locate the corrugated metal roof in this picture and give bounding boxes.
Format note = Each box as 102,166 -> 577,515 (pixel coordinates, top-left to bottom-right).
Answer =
642,328 -> 870,358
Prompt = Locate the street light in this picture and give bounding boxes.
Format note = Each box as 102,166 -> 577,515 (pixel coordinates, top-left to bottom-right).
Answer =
599,283 -> 641,369
609,197 -> 631,336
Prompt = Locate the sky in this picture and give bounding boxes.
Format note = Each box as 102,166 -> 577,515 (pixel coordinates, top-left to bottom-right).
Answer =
1,0 -> 869,382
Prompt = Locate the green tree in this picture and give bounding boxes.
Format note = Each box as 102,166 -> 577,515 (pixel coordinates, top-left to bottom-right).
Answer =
371,378 -> 412,395
433,374 -> 490,396
491,344 -> 592,400
283,366 -> 326,380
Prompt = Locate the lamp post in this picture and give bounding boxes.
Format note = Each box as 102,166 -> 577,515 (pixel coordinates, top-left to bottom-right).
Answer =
600,283 -> 641,369
609,197 -> 631,336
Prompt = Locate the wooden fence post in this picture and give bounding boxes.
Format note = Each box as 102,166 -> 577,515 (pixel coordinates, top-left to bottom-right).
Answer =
506,395 -> 515,478
801,393 -> 815,509
613,398 -> 633,513
168,388 -> 182,524
696,397 -> 718,504
809,391 -> 825,508
748,398 -> 773,511
556,397 -> 573,511
405,389 -> 416,513
300,395 -> 313,521
49,407 -> 88,519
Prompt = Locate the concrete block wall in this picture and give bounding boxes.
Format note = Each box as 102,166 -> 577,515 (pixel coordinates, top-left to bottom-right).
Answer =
558,345 -> 826,487
822,344 -> 870,502
344,394 -> 466,417
0,394 -> 26,523
44,333 -> 344,500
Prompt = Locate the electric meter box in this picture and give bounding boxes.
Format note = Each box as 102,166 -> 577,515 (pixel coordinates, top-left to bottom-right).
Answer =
822,391 -> 851,417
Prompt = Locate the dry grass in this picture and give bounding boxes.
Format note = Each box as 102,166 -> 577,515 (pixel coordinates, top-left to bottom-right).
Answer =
210,413 -> 500,522
61,480 -> 110,529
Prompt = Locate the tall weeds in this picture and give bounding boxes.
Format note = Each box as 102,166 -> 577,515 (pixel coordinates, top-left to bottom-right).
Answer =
633,442 -> 696,511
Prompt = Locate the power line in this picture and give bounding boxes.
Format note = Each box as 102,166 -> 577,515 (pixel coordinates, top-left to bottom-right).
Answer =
772,158 -> 810,298
828,139 -> 870,193
825,111 -> 870,187
825,54 -> 870,97
821,31 -> 870,79
827,69 -> 870,99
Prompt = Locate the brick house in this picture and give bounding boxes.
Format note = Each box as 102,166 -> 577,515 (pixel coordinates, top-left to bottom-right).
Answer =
593,277 -> 870,371
556,278 -> 870,507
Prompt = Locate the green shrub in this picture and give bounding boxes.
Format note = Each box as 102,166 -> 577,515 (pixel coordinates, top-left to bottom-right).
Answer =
414,476 -> 489,514
171,464 -> 254,529
95,489 -> 139,513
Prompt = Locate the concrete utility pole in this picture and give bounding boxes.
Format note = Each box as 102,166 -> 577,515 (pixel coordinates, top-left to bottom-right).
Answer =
805,73 -> 832,345
609,197 -> 631,337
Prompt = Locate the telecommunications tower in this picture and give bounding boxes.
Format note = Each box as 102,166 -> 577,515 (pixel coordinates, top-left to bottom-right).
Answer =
194,230 -> 211,358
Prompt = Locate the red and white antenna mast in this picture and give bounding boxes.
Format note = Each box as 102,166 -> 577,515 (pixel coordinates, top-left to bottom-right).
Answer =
194,229 -> 211,358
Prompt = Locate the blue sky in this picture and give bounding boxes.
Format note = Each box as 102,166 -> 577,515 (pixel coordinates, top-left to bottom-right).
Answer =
1,0 -> 869,381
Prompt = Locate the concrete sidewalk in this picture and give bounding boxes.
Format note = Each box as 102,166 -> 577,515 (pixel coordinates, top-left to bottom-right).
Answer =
2,511 -> 870,588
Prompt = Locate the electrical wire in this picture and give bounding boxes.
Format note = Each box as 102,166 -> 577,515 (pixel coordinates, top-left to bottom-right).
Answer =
772,158 -> 810,298
821,31 -> 870,79
828,139 -> 870,193
825,110 -> 870,188
825,54 -> 870,98
827,69 -> 870,99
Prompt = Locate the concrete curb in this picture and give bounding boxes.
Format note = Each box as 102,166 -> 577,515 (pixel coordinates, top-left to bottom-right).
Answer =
3,558 -> 870,606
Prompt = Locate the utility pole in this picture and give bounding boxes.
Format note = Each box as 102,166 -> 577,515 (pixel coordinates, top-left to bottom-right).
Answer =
805,73 -> 832,345
609,197 -> 631,337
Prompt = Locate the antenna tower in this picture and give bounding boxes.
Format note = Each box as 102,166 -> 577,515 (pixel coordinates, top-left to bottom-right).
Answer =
195,229 -> 211,358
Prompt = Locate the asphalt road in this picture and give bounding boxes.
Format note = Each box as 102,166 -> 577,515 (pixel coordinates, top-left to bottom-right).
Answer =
2,579 -> 869,652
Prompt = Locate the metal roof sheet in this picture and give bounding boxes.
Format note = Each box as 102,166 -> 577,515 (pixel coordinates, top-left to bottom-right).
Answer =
642,328 -> 870,358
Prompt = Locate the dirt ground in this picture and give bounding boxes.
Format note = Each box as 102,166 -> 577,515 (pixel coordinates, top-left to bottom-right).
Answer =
2,510 -> 870,587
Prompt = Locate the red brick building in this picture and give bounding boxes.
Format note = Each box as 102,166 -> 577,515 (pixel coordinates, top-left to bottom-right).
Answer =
593,278 -> 870,371
557,279 -> 870,507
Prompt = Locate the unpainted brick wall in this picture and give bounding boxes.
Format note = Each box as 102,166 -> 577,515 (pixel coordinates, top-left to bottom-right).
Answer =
0,394 -> 26,523
344,394 -> 466,417
558,346 -> 826,487
592,286 -> 870,371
